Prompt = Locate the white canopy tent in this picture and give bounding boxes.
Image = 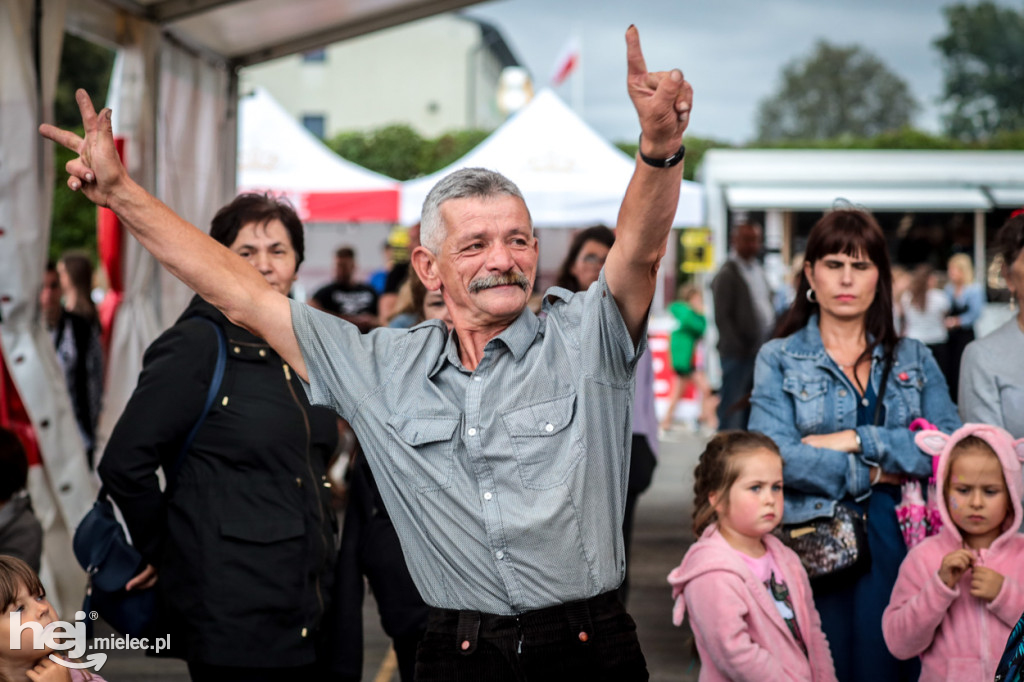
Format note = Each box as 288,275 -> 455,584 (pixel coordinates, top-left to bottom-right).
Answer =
400,88 -> 706,228
238,87 -> 401,223
0,0 -> 480,617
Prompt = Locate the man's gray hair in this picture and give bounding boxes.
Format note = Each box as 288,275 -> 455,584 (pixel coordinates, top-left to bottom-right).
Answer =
419,168 -> 531,253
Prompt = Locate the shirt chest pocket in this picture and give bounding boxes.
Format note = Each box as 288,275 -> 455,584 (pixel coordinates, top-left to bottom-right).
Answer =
387,415 -> 460,492
782,375 -> 828,432
502,392 -> 581,490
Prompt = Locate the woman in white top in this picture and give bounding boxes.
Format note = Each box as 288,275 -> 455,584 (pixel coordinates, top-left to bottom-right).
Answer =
900,264 -> 951,372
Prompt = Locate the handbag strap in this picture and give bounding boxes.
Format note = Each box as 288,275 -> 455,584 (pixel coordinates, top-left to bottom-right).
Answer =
168,318 -> 227,488
96,317 -> 227,502
873,352 -> 894,426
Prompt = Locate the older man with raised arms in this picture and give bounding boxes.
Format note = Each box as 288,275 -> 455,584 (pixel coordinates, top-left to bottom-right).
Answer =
43,26 -> 692,682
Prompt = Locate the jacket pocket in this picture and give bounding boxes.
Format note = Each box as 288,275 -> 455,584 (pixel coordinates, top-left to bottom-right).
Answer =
782,374 -> 828,431
892,365 -> 925,423
387,415 -> 460,492
502,392 -> 581,490
211,504 -> 307,615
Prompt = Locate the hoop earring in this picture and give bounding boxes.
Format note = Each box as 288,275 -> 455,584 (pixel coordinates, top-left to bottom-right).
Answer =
806,288 -> 817,303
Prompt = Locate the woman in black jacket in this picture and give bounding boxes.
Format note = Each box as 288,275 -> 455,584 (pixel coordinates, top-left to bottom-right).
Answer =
98,194 -> 340,681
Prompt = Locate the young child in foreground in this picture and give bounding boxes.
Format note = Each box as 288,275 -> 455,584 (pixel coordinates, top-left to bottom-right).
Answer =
0,554 -> 106,682
667,431 -> 837,681
882,423 -> 1024,681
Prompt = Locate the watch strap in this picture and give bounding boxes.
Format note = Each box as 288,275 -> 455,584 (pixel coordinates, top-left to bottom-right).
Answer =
637,133 -> 685,168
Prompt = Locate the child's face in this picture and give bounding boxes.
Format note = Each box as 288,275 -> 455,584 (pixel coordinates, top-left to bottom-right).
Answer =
0,582 -> 56,665
713,449 -> 783,545
946,447 -> 1010,549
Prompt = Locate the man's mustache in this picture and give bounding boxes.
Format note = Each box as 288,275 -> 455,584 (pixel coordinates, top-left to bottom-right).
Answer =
467,271 -> 531,294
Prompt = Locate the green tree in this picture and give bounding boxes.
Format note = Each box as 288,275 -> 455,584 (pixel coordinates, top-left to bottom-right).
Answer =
756,41 -> 918,142
327,125 -> 490,181
50,34 -> 115,261
935,1 -> 1024,141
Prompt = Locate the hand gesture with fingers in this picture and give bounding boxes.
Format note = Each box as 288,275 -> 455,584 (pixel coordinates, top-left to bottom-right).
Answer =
25,657 -> 71,682
938,548 -> 974,589
38,89 -> 130,207
625,26 -> 693,155
970,566 -> 1005,602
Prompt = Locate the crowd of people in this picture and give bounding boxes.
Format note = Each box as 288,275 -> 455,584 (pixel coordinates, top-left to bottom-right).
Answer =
2,21 -> 1024,682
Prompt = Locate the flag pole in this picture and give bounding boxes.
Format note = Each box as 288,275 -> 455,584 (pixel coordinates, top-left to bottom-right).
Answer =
572,29 -> 583,116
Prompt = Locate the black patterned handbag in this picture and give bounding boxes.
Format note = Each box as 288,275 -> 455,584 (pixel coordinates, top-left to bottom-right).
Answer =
775,502 -> 870,589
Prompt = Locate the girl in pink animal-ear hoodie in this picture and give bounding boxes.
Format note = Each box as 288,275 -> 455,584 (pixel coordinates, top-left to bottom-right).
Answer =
882,423 -> 1024,681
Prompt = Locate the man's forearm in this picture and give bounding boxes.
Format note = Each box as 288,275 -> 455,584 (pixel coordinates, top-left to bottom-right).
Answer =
110,180 -> 272,327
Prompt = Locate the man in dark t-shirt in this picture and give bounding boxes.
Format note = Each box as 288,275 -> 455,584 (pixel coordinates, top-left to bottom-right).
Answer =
311,246 -> 379,332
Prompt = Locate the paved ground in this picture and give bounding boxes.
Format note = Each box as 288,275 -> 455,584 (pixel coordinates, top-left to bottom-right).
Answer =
94,431 -> 705,681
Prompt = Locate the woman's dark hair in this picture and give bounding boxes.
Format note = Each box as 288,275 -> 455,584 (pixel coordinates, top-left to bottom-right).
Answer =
775,208 -> 899,361
908,264 -> 933,311
554,225 -> 615,292
692,430 -> 781,537
209,193 -> 305,268
0,427 -> 28,502
997,213 -> 1024,276
58,251 -> 97,320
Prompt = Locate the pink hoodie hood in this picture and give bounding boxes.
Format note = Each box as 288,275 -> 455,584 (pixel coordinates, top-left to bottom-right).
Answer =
914,423 -> 1024,549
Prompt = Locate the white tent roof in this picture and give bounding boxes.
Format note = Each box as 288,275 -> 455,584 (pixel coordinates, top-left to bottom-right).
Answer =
400,89 -> 705,228
238,87 -> 400,222
66,0 -> 483,67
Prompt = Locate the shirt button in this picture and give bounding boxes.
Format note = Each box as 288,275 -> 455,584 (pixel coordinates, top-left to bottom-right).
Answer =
468,427 -> 477,436
544,423 -> 554,432
301,627 -> 308,638
484,492 -> 493,501
473,376 -> 481,382
495,551 -> 504,560
839,389 -> 847,397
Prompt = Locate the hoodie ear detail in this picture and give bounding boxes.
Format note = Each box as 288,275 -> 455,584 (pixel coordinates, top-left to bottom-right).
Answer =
1014,438 -> 1024,465
915,430 -> 949,457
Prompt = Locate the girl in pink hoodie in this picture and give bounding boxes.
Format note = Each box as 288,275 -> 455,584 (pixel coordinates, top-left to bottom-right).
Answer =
667,431 -> 836,681
882,423 -> 1024,681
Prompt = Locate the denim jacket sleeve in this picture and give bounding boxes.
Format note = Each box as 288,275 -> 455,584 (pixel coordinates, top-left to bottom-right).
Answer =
856,340 -> 961,476
749,341 -> 871,504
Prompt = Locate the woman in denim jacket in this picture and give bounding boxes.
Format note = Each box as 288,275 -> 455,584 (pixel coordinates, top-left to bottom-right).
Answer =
749,208 -> 961,682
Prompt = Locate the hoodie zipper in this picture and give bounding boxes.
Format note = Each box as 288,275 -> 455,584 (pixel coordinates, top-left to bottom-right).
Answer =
282,362 -> 328,625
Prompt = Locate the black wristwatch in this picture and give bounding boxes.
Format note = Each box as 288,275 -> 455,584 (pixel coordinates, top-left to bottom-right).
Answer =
637,133 -> 686,168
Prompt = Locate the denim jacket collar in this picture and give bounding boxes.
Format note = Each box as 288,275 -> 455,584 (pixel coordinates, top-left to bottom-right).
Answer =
780,314 -> 886,370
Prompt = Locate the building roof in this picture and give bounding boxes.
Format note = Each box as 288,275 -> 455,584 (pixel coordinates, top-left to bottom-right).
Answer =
698,149 -> 1024,212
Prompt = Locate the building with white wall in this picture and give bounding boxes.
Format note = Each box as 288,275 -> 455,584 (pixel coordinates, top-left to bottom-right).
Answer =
241,13 -> 520,139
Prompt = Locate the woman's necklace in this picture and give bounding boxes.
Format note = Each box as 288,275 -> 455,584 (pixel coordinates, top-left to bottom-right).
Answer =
827,350 -> 869,402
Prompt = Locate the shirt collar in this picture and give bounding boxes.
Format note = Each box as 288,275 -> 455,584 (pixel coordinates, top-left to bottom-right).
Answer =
427,307 -> 541,378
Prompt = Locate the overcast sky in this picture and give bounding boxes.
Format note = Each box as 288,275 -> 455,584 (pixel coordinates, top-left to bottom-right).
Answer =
462,0 -> 984,145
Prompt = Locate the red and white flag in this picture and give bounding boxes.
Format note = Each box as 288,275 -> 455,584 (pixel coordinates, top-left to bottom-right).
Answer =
549,37 -> 580,86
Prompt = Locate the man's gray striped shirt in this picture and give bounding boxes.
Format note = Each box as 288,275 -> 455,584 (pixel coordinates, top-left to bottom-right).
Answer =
289,269 -> 643,615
